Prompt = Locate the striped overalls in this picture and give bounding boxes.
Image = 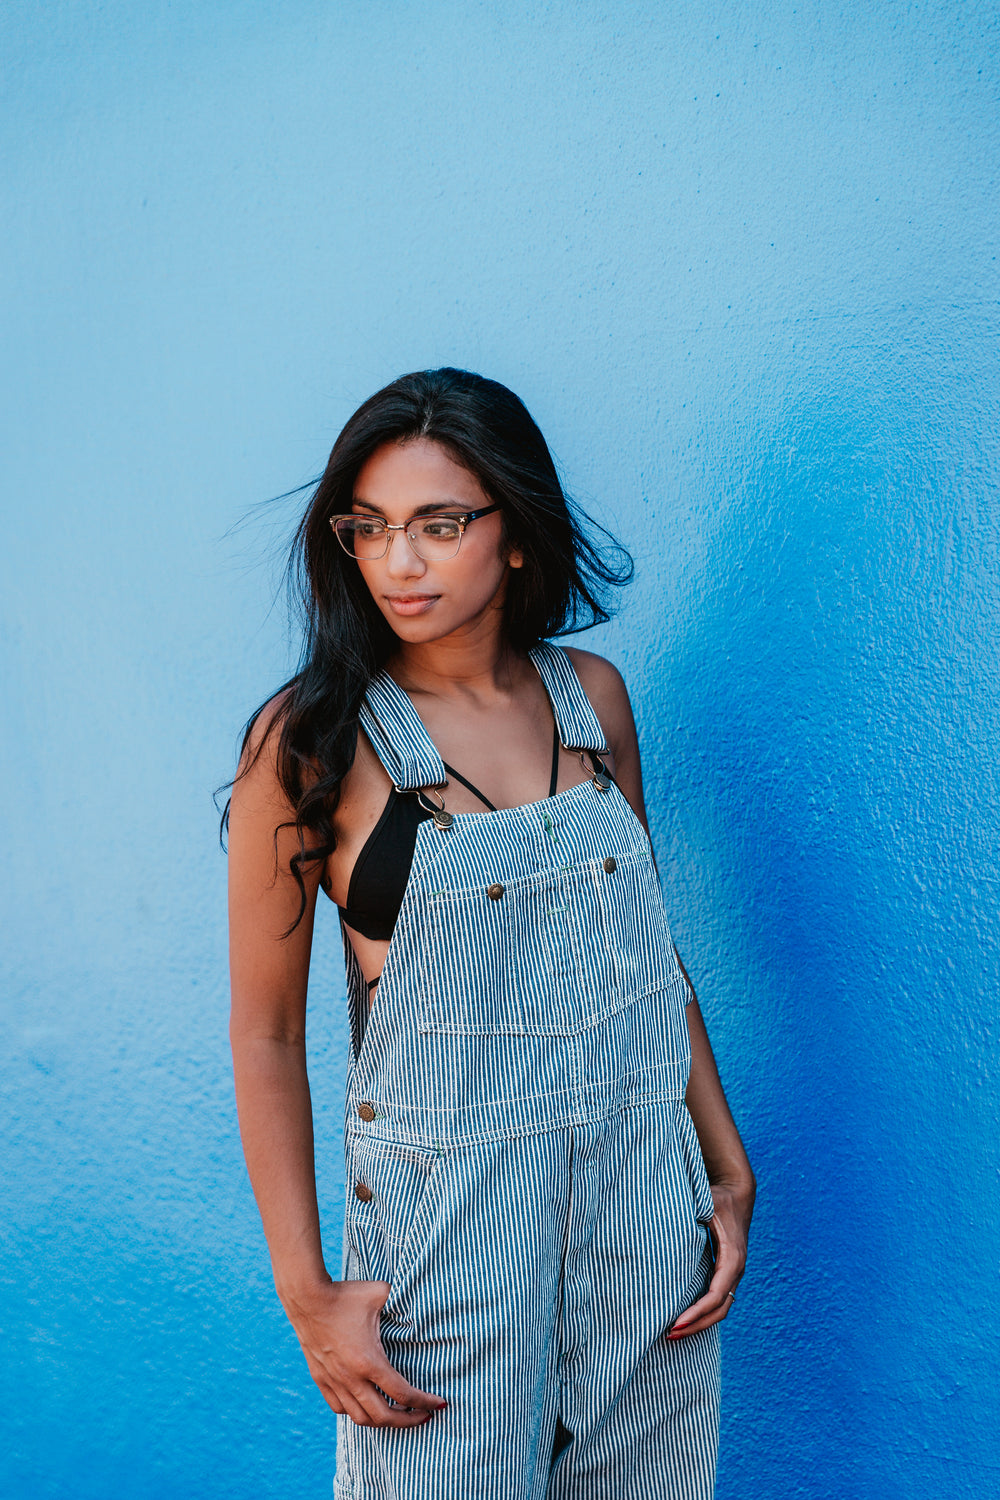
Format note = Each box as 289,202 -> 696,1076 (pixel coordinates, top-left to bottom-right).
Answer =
334,644 -> 720,1499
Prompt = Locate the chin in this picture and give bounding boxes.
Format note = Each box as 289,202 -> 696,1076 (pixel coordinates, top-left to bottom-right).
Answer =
382,607 -> 452,642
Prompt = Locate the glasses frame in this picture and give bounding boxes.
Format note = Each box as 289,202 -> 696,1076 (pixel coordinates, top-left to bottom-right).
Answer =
328,504 -> 502,561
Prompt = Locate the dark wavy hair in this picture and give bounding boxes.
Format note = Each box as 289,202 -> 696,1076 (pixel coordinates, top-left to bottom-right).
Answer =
224,366 -> 633,930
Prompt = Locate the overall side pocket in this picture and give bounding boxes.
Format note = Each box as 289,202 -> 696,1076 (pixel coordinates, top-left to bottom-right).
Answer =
343,1137 -> 441,1291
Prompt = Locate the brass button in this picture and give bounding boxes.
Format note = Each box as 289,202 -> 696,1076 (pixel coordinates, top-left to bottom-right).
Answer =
354,1182 -> 373,1203
486,882 -> 505,900
603,856 -> 617,873
357,1102 -> 376,1123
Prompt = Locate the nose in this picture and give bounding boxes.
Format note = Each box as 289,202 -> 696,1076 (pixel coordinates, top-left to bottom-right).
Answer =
383,525 -> 426,580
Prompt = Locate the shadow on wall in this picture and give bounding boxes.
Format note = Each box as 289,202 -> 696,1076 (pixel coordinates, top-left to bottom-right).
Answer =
662,334 -> 998,1495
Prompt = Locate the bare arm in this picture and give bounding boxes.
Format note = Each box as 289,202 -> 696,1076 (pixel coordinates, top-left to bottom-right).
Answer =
567,649 -> 756,1336
668,952 -> 756,1337
227,712 -> 444,1426
227,713 -> 324,1289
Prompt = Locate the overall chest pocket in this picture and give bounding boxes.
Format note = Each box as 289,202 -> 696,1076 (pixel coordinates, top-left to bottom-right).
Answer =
598,845 -> 683,997
414,850 -> 675,1036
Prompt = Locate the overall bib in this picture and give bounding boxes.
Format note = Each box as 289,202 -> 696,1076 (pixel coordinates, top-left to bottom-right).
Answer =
334,644 -> 720,1500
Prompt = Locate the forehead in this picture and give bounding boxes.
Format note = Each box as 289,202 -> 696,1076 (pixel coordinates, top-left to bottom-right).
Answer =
353,437 -> 485,511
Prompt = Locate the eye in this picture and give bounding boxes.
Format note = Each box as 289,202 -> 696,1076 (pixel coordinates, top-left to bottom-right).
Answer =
353,518 -> 384,537
417,517 -> 462,539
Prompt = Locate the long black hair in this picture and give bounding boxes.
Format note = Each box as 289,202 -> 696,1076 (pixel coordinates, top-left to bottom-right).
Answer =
225,366 -> 633,929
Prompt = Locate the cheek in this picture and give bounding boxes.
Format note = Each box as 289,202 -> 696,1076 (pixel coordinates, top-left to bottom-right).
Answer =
462,523 -> 511,577
354,560 -> 383,597
458,544 -> 511,599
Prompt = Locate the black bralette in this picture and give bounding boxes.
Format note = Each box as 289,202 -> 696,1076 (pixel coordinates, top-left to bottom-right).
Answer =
339,721 -> 560,942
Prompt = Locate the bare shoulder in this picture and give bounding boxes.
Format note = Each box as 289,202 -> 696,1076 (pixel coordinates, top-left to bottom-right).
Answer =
561,646 -> 629,702
232,687 -> 298,813
561,647 -> 637,756
562,646 -> 648,829
241,686 -> 292,757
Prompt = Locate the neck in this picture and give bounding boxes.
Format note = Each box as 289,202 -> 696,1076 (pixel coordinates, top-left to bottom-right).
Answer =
389,616 -> 524,699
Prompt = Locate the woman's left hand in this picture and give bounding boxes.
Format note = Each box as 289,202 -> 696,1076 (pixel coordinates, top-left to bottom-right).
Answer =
667,1178 -> 754,1340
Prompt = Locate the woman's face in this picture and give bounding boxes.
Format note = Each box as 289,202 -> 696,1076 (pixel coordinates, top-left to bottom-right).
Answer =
349,437 -> 521,645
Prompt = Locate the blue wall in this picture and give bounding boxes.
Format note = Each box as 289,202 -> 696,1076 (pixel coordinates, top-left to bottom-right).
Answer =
2,3 -> 997,1496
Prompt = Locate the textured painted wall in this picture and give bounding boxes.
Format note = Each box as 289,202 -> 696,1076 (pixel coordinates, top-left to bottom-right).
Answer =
2,3 -> 997,1496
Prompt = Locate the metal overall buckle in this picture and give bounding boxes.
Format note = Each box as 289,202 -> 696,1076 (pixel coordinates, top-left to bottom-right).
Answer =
581,750 -> 612,792
416,786 -> 454,830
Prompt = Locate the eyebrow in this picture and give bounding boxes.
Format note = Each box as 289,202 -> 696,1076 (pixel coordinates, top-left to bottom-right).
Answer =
350,498 -> 471,517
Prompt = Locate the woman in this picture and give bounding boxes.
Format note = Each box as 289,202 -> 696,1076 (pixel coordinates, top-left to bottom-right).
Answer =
227,368 -> 755,1499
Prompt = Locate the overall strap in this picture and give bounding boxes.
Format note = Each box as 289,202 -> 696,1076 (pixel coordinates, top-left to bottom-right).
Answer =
361,645 -> 607,789
529,643 -> 610,754
359,673 -> 447,791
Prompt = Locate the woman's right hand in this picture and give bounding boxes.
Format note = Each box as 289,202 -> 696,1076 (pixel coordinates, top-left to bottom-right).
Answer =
281,1277 -> 446,1428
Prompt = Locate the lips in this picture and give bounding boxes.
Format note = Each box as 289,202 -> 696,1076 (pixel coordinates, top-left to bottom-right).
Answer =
384,593 -> 440,617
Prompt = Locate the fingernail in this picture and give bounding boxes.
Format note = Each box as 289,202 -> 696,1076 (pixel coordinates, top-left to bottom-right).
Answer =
437,1402 -> 448,1410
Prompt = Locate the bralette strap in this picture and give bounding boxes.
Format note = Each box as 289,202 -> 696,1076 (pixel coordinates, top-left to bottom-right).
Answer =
529,643 -> 610,753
